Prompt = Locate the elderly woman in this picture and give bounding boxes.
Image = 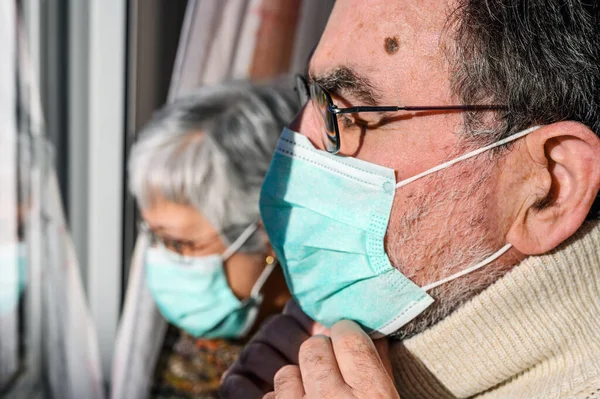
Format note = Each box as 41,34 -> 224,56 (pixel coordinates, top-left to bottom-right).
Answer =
127,81 -> 298,397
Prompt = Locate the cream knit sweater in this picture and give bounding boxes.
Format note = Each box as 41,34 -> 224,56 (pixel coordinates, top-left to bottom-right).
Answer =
390,221 -> 600,399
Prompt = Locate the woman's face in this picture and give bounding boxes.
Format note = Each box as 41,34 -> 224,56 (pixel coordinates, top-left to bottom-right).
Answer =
142,196 -> 267,300
142,197 -> 226,257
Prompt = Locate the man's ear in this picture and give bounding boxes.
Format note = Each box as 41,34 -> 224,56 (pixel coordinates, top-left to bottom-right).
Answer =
507,121 -> 600,255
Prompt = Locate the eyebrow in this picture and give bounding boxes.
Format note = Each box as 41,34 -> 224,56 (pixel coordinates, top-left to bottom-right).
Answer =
309,66 -> 382,106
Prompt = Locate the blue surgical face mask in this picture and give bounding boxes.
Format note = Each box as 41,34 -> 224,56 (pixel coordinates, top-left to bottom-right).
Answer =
259,126 -> 539,338
0,242 -> 27,316
145,223 -> 276,339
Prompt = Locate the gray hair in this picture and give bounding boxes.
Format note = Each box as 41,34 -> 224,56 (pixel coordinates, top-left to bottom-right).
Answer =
448,0 -> 600,219
128,81 -> 299,252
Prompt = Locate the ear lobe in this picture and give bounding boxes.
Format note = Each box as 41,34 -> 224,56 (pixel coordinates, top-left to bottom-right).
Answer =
507,122 -> 600,255
258,220 -> 276,257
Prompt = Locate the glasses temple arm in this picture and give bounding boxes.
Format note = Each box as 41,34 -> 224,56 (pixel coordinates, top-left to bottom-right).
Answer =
330,104 -> 506,114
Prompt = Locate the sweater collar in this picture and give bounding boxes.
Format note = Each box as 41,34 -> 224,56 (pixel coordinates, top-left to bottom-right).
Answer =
390,221 -> 600,398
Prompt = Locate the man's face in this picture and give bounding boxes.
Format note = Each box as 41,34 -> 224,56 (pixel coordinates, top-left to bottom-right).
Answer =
293,0 -> 516,336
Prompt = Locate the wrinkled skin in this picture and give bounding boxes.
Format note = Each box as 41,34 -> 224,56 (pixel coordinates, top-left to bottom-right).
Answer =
221,0 -> 600,397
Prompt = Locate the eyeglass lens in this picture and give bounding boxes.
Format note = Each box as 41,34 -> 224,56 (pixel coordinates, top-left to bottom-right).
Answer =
309,83 -> 340,153
141,224 -> 190,262
294,75 -> 310,105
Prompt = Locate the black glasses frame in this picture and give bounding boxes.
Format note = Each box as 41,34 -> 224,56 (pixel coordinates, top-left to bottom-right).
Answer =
295,75 -> 507,154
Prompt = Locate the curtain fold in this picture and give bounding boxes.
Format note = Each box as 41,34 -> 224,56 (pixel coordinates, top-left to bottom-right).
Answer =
0,0 -> 19,390
0,3 -> 106,397
112,1 -> 334,398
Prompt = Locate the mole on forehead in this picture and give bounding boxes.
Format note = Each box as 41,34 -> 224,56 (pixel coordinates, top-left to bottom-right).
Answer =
384,36 -> 400,55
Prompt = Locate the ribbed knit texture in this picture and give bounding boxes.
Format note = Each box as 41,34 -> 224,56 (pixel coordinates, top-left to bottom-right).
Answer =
391,221 -> 600,399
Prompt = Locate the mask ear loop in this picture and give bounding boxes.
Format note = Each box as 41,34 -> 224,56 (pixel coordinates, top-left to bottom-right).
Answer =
223,221 -> 277,338
421,243 -> 512,291
223,221 -> 277,301
249,256 -> 277,300
221,222 -> 260,261
236,256 -> 278,339
393,126 -> 541,292
396,126 -> 541,189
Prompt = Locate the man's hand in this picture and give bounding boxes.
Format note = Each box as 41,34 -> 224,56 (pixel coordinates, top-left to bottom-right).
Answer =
264,319 -> 399,399
220,299 -> 399,399
220,300 -> 328,398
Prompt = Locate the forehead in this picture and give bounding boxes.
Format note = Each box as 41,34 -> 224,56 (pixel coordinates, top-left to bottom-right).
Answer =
141,197 -> 216,236
311,0 -> 453,104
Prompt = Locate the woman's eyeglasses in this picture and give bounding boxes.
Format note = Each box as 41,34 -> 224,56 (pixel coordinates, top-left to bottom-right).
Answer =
138,221 -> 219,262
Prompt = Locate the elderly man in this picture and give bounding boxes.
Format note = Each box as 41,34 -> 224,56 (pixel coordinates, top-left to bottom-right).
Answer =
222,0 -> 600,398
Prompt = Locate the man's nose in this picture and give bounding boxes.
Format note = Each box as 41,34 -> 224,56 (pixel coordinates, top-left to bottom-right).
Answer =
287,103 -> 325,150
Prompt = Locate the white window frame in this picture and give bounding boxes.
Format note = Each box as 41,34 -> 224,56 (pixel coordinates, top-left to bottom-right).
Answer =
68,0 -> 126,379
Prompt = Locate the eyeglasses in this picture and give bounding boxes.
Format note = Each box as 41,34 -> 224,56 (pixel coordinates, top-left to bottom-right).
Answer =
294,75 -> 507,154
138,221 -> 220,262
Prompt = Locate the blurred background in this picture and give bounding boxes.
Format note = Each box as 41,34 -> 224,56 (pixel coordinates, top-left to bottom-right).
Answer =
0,1 -> 333,397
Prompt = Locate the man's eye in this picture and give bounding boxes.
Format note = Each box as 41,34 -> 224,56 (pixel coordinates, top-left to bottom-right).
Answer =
341,116 -> 353,128
342,115 -> 363,128
341,115 -> 369,129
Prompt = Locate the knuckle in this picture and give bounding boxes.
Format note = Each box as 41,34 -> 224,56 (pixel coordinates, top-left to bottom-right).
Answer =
337,332 -> 366,353
274,364 -> 297,379
273,364 -> 300,388
298,336 -> 337,383
299,334 -> 329,357
351,372 -> 375,392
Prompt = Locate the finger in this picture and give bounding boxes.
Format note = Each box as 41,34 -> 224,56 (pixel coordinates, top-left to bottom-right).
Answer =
236,341 -> 290,389
373,338 -> 394,379
263,393 -> 276,399
298,335 -> 347,397
223,314 -> 309,393
311,322 -> 331,336
273,365 -> 305,398
330,320 -> 393,392
254,314 -> 310,363
220,373 -> 265,399
283,299 -> 330,336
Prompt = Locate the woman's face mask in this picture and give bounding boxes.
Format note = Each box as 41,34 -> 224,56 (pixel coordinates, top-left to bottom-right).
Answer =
145,222 -> 276,339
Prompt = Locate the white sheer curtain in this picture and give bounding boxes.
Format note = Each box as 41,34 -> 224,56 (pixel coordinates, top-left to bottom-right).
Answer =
40,171 -> 105,399
111,1 -> 333,398
0,0 -> 20,389
0,2 -> 105,398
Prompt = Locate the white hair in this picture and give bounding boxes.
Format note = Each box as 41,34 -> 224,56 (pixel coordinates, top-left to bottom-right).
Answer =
128,81 -> 298,252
